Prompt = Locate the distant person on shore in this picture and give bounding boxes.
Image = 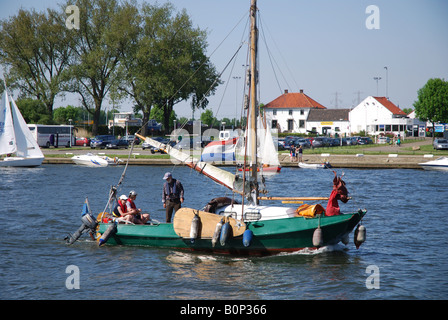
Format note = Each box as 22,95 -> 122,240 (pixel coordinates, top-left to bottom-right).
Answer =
297,145 -> 303,162
290,145 -> 296,162
162,172 -> 184,223
127,190 -> 150,224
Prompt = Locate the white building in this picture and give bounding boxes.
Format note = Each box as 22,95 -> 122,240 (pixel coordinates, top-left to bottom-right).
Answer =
263,89 -> 327,133
306,109 -> 351,136
407,111 -> 427,137
349,96 -> 410,136
108,112 -> 142,129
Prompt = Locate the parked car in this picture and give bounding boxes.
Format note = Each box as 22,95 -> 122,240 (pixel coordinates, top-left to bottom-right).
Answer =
377,136 -> 390,144
294,138 -> 311,148
90,135 -> 115,149
142,137 -> 170,152
105,138 -> 129,149
311,137 -> 328,148
121,135 -> 141,145
75,137 -> 90,146
277,138 -> 286,150
346,137 -> 358,145
433,138 -> 448,150
358,137 -> 373,145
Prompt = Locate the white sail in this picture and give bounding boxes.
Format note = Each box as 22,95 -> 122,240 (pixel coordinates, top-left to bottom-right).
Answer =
0,90 -> 17,155
141,136 -> 238,193
261,125 -> 280,167
9,95 -> 44,159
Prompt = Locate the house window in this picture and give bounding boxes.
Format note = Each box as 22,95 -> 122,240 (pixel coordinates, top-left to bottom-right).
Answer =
299,120 -> 305,128
288,110 -> 293,116
392,125 -> 399,131
287,119 -> 294,131
300,110 -> 304,115
272,120 -> 277,129
273,110 -> 277,115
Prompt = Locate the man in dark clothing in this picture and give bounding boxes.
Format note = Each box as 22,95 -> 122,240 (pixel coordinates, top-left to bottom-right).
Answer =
162,172 -> 184,223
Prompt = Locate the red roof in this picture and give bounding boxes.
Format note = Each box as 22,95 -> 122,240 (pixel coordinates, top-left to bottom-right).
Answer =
373,97 -> 407,116
264,90 -> 327,109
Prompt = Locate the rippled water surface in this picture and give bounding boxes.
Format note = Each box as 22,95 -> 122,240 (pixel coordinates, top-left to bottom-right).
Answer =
1,164 -> 447,300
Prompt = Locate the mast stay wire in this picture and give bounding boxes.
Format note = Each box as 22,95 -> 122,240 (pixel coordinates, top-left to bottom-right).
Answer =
258,14 -> 300,95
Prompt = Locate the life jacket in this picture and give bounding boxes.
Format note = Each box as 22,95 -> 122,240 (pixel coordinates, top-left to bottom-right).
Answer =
127,199 -> 136,209
113,200 -> 127,217
164,179 -> 178,200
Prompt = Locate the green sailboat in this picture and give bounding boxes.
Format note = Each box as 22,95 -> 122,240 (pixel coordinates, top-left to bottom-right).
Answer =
70,0 -> 366,255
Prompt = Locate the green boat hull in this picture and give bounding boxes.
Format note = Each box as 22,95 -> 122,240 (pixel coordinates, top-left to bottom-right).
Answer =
98,209 -> 366,255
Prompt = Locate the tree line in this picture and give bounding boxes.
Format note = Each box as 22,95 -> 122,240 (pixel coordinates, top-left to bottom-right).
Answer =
0,0 -> 221,135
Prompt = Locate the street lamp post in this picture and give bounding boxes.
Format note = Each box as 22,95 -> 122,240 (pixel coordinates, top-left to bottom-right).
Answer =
384,66 -> 388,99
373,77 -> 382,96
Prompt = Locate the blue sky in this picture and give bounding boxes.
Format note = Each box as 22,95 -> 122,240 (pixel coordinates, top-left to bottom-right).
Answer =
1,0 -> 447,119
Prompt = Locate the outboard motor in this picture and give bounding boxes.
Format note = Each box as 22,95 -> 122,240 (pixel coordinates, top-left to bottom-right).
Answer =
65,213 -> 98,245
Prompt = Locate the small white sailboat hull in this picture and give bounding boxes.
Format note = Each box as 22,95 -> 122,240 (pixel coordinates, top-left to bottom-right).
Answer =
0,156 -> 44,167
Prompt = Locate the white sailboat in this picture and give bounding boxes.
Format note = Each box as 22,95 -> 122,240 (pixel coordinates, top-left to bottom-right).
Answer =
0,85 -> 44,167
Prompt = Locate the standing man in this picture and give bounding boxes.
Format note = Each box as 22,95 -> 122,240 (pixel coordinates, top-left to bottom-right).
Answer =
162,172 -> 184,223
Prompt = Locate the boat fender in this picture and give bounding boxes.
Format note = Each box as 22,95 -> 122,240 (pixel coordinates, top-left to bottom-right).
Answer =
65,214 -> 98,245
220,222 -> 231,246
341,232 -> 350,245
312,227 -> 323,247
243,229 -> 253,247
212,218 -> 224,247
190,213 -> 200,244
354,224 -> 366,249
98,222 -> 117,246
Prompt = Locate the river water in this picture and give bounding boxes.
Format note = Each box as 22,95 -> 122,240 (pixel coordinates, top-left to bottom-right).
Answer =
1,164 -> 447,301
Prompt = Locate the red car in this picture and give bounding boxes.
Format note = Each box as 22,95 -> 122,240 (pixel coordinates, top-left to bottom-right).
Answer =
75,137 -> 91,146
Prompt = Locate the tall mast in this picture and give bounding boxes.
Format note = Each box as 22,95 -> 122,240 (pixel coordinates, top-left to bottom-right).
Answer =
249,0 -> 259,204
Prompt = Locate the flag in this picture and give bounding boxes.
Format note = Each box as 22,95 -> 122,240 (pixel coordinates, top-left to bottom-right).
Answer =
81,197 -> 91,216
200,138 -> 237,163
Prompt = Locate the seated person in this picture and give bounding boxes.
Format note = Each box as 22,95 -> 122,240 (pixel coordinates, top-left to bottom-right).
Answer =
113,195 -> 134,223
127,190 -> 150,224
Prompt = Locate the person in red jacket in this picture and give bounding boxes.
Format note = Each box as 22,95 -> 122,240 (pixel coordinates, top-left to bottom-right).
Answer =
126,190 -> 150,224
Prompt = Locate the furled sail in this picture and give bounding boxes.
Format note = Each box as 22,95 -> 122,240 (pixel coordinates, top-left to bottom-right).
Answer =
138,135 -> 240,194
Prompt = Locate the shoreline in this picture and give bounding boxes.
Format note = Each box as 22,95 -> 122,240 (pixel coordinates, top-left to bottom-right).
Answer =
43,153 -> 431,169
41,138 -> 444,169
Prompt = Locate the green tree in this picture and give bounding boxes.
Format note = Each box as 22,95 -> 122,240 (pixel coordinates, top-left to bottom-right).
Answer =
0,8 -> 73,117
116,2 -> 220,135
62,0 -> 135,135
53,105 -> 81,124
414,78 -> 448,139
200,109 -> 217,127
15,98 -> 51,124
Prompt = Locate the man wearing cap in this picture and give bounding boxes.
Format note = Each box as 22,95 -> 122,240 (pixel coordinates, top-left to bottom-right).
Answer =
162,172 -> 184,223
